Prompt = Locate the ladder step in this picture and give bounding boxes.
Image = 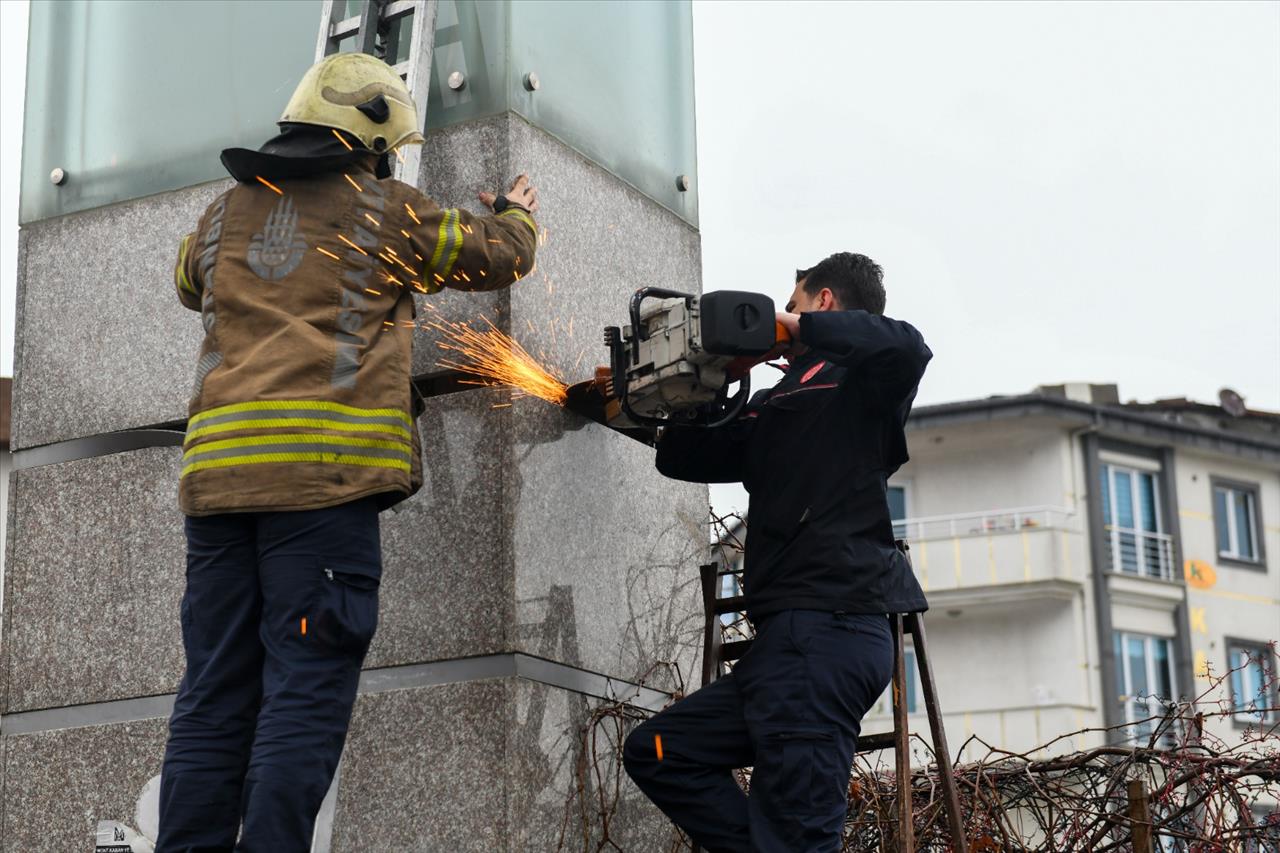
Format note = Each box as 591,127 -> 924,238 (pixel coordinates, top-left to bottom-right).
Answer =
713,595 -> 747,614
718,639 -> 752,662
855,731 -> 896,753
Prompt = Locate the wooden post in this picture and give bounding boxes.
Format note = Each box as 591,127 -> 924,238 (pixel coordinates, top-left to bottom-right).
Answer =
1126,779 -> 1154,853
891,614 -> 914,853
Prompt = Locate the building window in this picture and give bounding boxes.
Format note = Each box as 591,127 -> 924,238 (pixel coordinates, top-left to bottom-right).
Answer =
1226,641 -> 1277,725
1100,464 -> 1174,579
1247,807 -> 1280,853
1213,482 -> 1263,566
888,484 -> 909,540
1114,631 -> 1177,746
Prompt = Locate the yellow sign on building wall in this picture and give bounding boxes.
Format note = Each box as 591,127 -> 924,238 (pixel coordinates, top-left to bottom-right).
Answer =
1184,559 -> 1217,590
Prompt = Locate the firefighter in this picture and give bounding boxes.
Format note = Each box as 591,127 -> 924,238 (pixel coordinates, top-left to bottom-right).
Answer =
157,53 -> 539,852
623,253 -> 931,852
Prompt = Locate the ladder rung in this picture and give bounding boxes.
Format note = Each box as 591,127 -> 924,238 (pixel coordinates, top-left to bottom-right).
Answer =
329,14 -> 362,41
328,2 -> 418,44
713,595 -> 747,614
718,640 -> 752,662
383,0 -> 419,20
855,731 -> 896,753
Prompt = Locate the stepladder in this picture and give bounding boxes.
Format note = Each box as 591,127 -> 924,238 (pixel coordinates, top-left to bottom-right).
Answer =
698,542 -> 969,853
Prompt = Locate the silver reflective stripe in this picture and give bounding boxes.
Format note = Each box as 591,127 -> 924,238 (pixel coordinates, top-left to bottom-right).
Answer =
192,351 -> 223,397
191,408 -> 408,429
431,209 -> 460,274
183,442 -> 411,463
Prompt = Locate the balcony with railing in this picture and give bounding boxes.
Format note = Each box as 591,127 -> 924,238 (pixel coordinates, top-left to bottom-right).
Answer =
1102,525 -> 1175,580
896,506 -> 1084,599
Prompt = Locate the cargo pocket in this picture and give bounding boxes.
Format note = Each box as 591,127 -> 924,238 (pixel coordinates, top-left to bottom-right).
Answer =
755,724 -> 844,828
311,560 -> 381,658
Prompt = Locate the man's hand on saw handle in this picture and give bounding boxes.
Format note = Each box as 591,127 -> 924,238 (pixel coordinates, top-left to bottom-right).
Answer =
725,313 -> 800,380
479,174 -> 540,214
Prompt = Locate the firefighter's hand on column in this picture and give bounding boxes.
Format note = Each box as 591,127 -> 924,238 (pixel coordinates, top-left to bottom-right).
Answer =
479,174 -> 539,214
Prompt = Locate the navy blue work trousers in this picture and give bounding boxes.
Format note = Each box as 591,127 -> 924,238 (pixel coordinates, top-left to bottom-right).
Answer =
156,498 -> 382,853
624,610 -> 893,853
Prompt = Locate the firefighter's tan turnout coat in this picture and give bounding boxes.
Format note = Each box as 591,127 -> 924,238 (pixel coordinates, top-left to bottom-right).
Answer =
174,159 -> 537,515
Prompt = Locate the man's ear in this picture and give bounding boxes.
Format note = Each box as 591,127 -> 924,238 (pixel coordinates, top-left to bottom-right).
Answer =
821,288 -> 838,310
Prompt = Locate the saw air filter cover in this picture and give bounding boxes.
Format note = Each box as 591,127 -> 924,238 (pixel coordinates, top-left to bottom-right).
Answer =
698,291 -> 777,356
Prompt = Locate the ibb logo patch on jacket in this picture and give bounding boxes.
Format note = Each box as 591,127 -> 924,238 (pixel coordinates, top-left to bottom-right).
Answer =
248,195 -> 308,281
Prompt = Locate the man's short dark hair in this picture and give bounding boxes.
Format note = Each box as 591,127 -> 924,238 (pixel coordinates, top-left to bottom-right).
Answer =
796,252 -> 886,314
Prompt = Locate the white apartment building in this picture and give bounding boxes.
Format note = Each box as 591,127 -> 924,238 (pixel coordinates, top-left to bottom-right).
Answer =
717,383 -> 1280,760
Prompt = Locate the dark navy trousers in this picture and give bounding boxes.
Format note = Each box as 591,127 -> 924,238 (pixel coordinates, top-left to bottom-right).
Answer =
624,610 -> 893,853
157,498 -> 382,853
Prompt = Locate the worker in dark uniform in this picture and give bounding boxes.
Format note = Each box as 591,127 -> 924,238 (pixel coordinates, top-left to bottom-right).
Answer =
623,252 -> 931,853
157,52 -> 539,852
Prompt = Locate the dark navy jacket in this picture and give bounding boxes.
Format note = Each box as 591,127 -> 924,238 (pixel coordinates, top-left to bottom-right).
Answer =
657,310 -> 932,618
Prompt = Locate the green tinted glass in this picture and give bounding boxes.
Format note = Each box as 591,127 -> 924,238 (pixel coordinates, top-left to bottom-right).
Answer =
20,0 -> 320,224
423,0 -> 698,224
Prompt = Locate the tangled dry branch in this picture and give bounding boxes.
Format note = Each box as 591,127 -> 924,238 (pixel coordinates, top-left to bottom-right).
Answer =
555,512 -> 1279,852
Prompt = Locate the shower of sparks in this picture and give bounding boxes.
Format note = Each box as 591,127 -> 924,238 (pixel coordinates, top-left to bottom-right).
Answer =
405,203 -> 421,225
364,213 -> 381,227
256,176 -> 284,195
317,247 -> 341,262
344,174 -> 364,192
332,129 -> 354,151
431,315 -> 568,407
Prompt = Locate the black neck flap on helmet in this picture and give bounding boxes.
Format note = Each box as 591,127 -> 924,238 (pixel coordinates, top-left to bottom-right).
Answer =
221,123 -> 392,183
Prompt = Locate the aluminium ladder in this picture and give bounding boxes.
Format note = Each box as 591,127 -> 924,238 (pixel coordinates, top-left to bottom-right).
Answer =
314,0 -> 440,185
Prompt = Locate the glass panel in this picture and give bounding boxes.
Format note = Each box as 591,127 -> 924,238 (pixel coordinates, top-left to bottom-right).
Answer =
1234,491 -> 1256,560
1138,473 -> 1159,533
1230,650 -> 1248,712
21,0 -> 321,223
421,0 -> 697,223
1214,487 -> 1231,554
1114,633 -> 1126,698
423,0 -> 511,130
1114,471 -> 1135,529
1128,636 -> 1149,697
887,485 -> 907,539
1152,638 -> 1172,699
506,0 -> 697,223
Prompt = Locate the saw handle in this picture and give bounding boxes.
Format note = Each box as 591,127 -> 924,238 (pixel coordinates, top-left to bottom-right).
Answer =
725,320 -> 792,381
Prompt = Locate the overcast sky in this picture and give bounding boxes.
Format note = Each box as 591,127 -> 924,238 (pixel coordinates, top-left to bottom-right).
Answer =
2,1 -> 1277,511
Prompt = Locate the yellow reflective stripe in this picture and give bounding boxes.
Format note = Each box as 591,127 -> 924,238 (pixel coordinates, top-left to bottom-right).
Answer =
185,418 -> 412,443
440,212 -> 465,277
429,209 -> 456,272
182,453 -> 411,479
188,400 -> 412,428
183,433 -> 410,460
497,208 -> 536,235
176,234 -> 196,294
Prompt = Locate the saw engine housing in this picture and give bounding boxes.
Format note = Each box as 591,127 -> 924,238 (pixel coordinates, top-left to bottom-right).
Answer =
605,288 -> 777,427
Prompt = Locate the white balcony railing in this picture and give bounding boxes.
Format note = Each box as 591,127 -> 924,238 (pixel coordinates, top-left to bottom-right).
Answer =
894,506 -> 1082,592
1103,526 -> 1175,581
895,506 -> 1076,541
